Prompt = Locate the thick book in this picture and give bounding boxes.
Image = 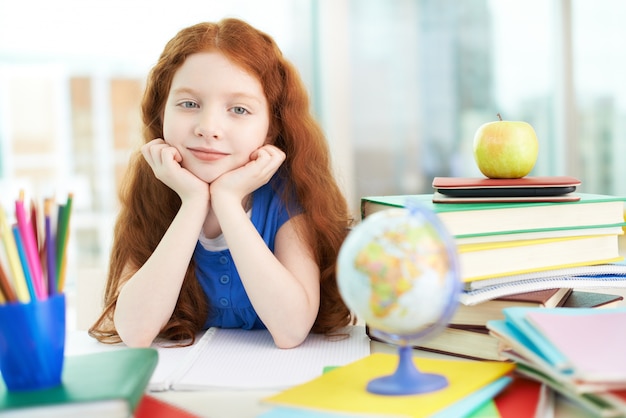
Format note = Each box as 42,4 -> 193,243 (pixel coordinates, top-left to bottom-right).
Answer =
450,288 -> 572,327
262,353 -> 514,418
413,326 -> 504,361
361,193 -> 626,239
454,225 -> 624,246
456,233 -> 622,283
149,326 -> 370,391
364,324 -> 502,361
0,348 -> 158,418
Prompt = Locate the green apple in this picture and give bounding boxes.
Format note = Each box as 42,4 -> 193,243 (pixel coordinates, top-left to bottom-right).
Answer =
472,114 -> 539,179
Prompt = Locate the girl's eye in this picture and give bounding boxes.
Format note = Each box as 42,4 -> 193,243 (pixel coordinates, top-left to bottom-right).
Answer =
180,101 -> 199,109
232,106 -> 249,115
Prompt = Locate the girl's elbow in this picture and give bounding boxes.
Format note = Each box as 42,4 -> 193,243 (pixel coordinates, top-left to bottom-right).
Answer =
114,316 -> 160,347
122,334 -> 155,348
271,325 -> 312,349
274,335 -> 306,349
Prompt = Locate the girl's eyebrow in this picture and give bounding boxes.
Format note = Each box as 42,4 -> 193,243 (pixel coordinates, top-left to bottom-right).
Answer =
170,87 -> 198,96
229,92 -> 263,104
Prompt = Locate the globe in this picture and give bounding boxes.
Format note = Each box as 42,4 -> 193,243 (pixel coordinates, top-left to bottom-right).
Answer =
337,203 -> 461,395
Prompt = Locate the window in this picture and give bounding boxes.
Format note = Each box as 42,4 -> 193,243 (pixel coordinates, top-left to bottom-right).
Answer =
1,0 -> 624,327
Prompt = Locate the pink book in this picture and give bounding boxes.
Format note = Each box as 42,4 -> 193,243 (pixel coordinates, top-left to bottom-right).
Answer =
525,308 -> 626,382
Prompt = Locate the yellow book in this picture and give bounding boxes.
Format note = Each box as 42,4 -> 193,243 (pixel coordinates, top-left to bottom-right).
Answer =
263,353 -> 515,418
457,234 -> 622,282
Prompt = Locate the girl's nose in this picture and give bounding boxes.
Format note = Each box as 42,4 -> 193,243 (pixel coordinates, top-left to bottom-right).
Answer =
194,109 -> 223,139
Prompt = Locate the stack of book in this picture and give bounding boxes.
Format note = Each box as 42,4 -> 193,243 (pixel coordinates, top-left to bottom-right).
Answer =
487,307 -> 626,417
365,289 -> 622,361
362,190 -> 626,285
414,290 -> 622,361
361,177 -> 626,360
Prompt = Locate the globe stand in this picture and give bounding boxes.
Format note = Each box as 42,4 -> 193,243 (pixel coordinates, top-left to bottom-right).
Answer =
366,345 -> 448,395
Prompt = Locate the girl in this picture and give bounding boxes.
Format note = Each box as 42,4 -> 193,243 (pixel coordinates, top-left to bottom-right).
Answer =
89,18 -> 354,349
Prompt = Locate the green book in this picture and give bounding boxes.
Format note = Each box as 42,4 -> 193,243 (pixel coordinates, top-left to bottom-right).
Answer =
361,193 -> 626,239
0,348 -> 158,418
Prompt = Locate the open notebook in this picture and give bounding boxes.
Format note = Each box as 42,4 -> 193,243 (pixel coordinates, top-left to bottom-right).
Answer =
149,325 -> 371,391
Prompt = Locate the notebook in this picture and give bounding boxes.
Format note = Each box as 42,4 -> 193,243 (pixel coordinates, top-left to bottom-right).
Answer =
263,353 -> 515,418
150,325 -> 371,391
432,176 -> 581,202
0,348 -> 157,418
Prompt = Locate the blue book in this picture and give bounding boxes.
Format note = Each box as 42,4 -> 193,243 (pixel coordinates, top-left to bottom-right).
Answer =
486,319 -> 557,373
501,307 -> 571,371
431,376 -> 512,418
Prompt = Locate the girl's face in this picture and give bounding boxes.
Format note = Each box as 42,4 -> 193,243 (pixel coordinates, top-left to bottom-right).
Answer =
162,52 -> 270,183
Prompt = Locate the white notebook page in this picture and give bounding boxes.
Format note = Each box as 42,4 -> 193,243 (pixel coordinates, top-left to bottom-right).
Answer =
152,325 -> 370,391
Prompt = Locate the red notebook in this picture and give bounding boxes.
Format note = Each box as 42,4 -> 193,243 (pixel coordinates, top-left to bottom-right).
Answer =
135,395 -> 201,418
432,176 -> 581,203
492,376 -> 545,417
432,176 -> 581,189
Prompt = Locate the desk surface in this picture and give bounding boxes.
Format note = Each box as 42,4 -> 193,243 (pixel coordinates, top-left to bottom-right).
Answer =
155,288 -> 626,418
67,287 -> 626,418
147,341 -> 598,418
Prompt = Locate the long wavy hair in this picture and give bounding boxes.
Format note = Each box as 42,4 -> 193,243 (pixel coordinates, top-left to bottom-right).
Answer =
89,18 -> 354,344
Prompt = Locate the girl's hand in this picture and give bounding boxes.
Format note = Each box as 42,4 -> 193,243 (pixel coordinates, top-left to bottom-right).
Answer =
141,139 -> 209,202
210,144 -> 286,207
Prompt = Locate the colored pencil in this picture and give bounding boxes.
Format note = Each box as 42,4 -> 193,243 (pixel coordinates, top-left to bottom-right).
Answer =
30,199 -> 40,251
0,261 -> 17,303
0,208 -> 30,303
11,225 -> 37,301
44,199 -> 57,296
15,191 -> 46,300
56,193 -> 73,293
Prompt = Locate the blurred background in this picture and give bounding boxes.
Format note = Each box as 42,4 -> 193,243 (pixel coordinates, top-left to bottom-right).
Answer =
1,0 -> 625,328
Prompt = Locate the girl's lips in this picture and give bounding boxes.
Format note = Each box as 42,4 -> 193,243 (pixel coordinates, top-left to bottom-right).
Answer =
189,148 -> 228,162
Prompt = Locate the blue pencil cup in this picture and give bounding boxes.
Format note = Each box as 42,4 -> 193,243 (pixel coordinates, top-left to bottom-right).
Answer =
0,293 -> 66,391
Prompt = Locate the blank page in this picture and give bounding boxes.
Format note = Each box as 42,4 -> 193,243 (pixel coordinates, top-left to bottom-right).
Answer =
172,326 -> 370,390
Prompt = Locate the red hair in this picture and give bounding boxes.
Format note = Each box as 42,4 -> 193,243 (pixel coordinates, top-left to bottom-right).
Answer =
89,19 -> 354,344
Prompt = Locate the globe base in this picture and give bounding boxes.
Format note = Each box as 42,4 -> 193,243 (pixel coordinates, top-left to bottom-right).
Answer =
366,345 -> 448,395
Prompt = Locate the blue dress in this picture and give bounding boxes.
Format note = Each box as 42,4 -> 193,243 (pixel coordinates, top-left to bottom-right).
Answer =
193,179 -> 298,330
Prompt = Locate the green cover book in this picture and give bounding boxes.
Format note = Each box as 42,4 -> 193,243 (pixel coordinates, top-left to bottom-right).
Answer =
361,193 -> 626,238
0,348 -> 158,418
